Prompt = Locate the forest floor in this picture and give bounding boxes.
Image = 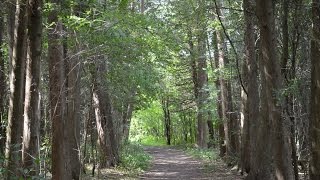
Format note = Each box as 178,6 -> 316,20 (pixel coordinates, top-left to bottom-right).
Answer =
84,146 -> 244,179
140,146 -> 243,180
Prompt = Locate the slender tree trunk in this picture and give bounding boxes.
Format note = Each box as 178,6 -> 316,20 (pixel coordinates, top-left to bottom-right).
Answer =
214,1 -> 239,159
212,31 -> 225,157
91,59 -> 119,167
0,5 -> 5,156
66,38 -> 81,180
215,24 -> 232,158
22,0 -> 42,177
162,97 -> 171,145
280,1 -> 299,179
48,0 -> 71,178
240,0 -> 250,171
122,102 -> 134,143
5,0 -> 27,177
242,0 -> 259,174
310,0 -> 320,179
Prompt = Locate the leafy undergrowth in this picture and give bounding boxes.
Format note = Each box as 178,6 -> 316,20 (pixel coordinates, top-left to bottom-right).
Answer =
119,143 -> 152,172
183,146 -> 218,162
83,143 -> 151,179
178,145 -> 224,173
139,136 -> 167,146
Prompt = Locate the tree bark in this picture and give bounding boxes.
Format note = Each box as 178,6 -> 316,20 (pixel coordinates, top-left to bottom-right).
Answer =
5,0 -> 27,177
214,1 -> 239,159
91,59 -> 119,167
122,101 -> 134,143
161,97 -> 171,145
255,0 -> 294,179
0,4 -> 5,156
310,0 -> 320,179
242,0 -> 259,174
48,0 -> 71,178
66,37 -> 81,180
22,0 -> 42,177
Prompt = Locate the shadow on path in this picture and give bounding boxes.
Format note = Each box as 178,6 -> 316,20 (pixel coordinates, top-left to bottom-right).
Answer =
140,146 -> 243,180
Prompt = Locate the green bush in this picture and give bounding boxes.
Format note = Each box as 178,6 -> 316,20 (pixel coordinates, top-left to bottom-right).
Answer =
184,147 -> 218,162
119,143 -> 152,172
140,136 -> 167,146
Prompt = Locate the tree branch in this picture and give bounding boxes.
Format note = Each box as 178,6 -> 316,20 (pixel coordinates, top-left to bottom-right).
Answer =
213,0 -> 248,95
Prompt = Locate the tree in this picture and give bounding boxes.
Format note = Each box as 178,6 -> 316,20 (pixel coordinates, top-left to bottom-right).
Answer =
66,33 -> 81,180
195,0 -> 209,149
22,0 -> 42,176
48,0 -> 71,178
241,0 -> 258,174
310,0 -> 320,179
250,0 -> 294,179
161,97 -> 171,145
214,0 -> 238,159
0,3 -> 5,156
5,0 -> 27,177
92,58 -> 119,167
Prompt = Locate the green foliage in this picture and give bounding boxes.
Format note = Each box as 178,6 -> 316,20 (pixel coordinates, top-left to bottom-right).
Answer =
119,143 -> 151,172
129,100 -> 164,142
184,147 -> 218,162
140,136 -> 167,146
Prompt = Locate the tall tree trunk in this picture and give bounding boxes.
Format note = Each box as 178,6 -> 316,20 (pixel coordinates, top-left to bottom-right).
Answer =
161,97 -> 171,145
214,1 -> 238,159
91,59 -> 119,167
255,0 -> 294,179
194,0 -> 209,149
212,30 -> 226,156
64,32 -> 81,179
0,5 -> 5,156
196,32 -> 209,148
280,0 -> 299,179
242,0 -> 259,175
66,47 -> 81,179
310,0 -> 320,179
122,100 -> 134,143
48,0 -> 71,178
5,0 -> 27,177
22,0 -> 42,177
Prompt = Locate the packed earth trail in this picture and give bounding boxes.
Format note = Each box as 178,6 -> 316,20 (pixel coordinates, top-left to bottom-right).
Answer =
140,146 -> 243,180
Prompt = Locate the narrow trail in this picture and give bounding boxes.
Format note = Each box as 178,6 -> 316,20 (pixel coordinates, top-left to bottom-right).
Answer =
140,146 -> 243,180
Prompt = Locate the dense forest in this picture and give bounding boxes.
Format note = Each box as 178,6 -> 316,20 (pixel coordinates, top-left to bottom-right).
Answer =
0,0 -> 320,179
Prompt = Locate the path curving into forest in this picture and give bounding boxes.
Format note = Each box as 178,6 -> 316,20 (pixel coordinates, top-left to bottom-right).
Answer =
140,146 -> 243,180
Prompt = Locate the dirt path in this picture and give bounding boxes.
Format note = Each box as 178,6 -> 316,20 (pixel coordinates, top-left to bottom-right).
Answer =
140,146 -> 243,180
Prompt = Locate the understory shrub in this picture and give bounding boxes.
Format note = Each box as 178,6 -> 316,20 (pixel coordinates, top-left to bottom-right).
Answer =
119,143 -> 151,172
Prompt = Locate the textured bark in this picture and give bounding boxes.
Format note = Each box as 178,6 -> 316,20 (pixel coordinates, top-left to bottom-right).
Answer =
310,0 -> 320,179
48,0 -> 71,178
214,1 -> 238,159
5,0 -> 27,177
162,97 -> 171,145
281,1 -> 299,179
196,31 -> 209,149
242,0 -> 259,175
66,50 -> 81,179
22,0 -> 42,176
255,0 -> 294,179
92,59 -> 119,167
0,5 -> 5,156
122,101 -> 134,143
212,31 -> 225,156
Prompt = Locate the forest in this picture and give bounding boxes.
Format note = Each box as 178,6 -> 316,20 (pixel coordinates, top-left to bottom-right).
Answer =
0,0 -> 320,179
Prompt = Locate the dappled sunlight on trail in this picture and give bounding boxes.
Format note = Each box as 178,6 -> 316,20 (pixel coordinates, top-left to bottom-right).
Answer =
140,146 -> 243,180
